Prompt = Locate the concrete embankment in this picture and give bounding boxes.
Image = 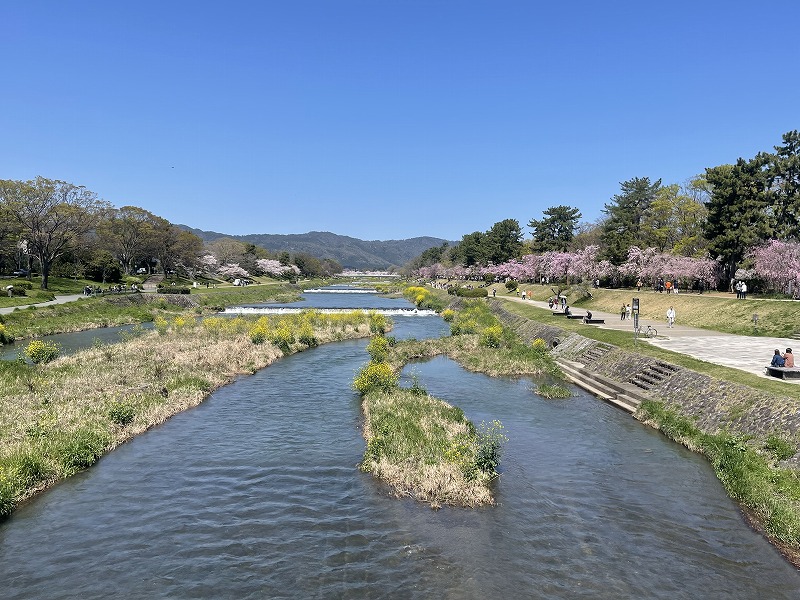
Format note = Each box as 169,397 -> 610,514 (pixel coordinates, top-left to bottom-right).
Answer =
489,302 -> 800,468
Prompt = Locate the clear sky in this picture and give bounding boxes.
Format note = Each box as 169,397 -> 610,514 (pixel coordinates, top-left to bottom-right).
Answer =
3,1 -> 798,242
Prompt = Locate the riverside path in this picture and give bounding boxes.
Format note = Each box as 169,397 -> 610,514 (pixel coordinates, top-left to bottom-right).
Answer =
502,296 -> 800,383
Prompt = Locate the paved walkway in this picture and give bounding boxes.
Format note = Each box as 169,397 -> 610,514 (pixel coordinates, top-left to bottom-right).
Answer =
0,294 -> 86,315
503,296 -> 799,383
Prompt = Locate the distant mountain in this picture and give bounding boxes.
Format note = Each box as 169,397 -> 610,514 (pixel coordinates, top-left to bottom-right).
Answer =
179,226 -> 453,270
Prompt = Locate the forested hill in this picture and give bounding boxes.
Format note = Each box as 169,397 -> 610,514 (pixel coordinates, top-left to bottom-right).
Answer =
179,226 -> 452,270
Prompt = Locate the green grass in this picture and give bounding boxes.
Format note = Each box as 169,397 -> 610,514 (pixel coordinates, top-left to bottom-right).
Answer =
1,296 -> 175,339
485,282 -> 800,338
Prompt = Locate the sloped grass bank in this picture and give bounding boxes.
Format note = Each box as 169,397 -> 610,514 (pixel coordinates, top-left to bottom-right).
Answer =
1,294 -> 181,339
0,310 -> 381,517
488,282 -> 798,338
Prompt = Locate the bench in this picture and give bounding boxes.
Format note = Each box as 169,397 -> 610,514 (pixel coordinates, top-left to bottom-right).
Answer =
566,314 -> 584,319
584,318 -> 605,324
764,366 -> 800,380
552,311 -> 567,316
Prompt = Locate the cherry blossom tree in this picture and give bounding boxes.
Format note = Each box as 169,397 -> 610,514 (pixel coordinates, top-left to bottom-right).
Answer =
752,240 -> 800,294
217,263 -> 250,280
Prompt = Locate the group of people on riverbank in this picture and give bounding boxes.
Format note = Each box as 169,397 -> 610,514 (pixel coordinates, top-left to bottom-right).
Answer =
770,348 -> 795,367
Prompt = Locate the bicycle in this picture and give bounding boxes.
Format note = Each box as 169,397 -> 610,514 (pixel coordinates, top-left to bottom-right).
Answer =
635,324 -> 658,338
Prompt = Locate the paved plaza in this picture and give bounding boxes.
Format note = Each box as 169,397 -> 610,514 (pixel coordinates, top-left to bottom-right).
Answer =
509,297 -> 800,384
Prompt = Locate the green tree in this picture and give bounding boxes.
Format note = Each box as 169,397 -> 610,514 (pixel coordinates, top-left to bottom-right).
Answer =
705,157 -> 773,274
449,231 -> 486,267
704,131 -> 800,275
484,219 -> 523,265
96,206 -> 158,275
528,205 -> 582,252
767,130 -> 800,240
640,183 -> 708,255
0,177 -> 110,289
147,217 -> 202,276
600,177 -> 662,264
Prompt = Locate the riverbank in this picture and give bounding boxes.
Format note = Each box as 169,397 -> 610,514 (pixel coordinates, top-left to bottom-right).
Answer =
0,311 -> 380,516
485,299 -> 800,566
0,284 -> 305,340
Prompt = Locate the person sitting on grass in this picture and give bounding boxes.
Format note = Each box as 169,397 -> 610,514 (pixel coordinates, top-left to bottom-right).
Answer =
783,348 -> 795,368
771,349 -> 786,367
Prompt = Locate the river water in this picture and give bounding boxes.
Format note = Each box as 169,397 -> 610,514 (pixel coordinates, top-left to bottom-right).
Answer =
1,290 -> 798,598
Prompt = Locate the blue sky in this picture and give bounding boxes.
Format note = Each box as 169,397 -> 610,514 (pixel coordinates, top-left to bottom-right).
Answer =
3,1 -> 798,242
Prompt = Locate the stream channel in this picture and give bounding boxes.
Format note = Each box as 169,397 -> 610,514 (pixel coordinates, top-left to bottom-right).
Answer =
1,288 -> 799,598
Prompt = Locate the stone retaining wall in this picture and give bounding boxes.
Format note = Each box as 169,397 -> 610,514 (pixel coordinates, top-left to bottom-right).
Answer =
489,302 -> 800,462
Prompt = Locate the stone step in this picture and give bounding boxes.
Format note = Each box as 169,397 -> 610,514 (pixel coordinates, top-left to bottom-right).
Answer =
557,359 -> 648,414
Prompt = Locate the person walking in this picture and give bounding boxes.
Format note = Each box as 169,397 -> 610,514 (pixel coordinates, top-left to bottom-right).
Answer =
666,306 -> 676,328
625,303 -> 632,320
620,303 -> 626,320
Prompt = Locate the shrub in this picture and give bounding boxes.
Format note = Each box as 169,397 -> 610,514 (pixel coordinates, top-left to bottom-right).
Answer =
473,420 -> 507,477
441,309 -> 455,322
764,435 -> 796,462
353,361 -> 398,395
249,324 -> 268,345
108,401 -> 136,426
531,338 -> 549,354
505,281 -> 518,292
0,323 -> 15,345
270,325 -> 295,353
173,315 -> 193,330
479,325 -> 503,348
25,340 -> 60,364
154,316 -> 169,335
298,323 -> 318,347
451,318 -> 478,336
367,336 -> 390,362
455,287 -> 488,298
369,312 -> 388,334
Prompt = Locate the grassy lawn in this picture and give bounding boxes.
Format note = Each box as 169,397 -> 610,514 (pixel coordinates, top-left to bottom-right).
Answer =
492,282 -> 798,338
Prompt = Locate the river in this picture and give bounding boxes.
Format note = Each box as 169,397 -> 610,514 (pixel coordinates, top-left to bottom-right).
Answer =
0,289 -> 797,598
